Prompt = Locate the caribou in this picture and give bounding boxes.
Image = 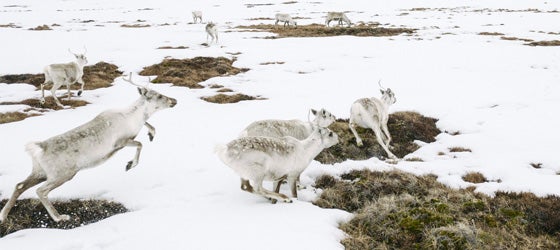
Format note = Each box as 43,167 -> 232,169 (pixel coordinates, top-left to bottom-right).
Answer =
0,74 -> 177,222
349,81 -> 397,159
41,48 -> 88,107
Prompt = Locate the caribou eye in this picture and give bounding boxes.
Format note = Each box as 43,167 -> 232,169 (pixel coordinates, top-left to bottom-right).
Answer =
329,132 -> 333,136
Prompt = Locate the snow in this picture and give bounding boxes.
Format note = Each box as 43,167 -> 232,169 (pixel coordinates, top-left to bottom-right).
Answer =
0,0 -> 559,249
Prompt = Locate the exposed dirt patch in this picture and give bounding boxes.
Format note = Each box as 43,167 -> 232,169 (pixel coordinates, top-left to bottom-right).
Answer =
260,61 -> 285,65
314,169 -> 560,249
0,23 -> 21,28
478,31 -> 504,36
245,3 -> 274,8
315,111 -> 440,164
531,162 -> 543,169
236,23 -> 415,38
247,17 -> 275,21
526,40 -> 560,46
462,172 -> 487,183
29,24 -> 51,30
82,62 -> 123,90
501,36 -> 534,42
0,97 -> 89,111
121,24 -> 151,28
449,147 -> 472,153
157,46 -> 188,49
201,93 -> 266,104
139,57 -> 249,89
0,112 -> 40,124
0,73 -> 44,86
0,199 -> 127,237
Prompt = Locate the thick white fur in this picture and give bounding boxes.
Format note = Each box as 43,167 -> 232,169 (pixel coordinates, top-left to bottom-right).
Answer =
0,77 -> 177,223
216,127 -> 338,203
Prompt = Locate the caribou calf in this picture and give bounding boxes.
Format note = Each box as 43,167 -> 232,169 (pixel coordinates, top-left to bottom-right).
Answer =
41,49 -> 88,107
216,127 -> 339,203
349,81 -> 397,159
205,22 -> 218,44
0,74 -> 177,223
275,13 -> 297,28
325,12 -> 351,27
192,11 -> 202,23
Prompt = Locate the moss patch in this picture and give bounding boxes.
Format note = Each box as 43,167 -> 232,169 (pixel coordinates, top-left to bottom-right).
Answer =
139,57 -> 249,89
236,23 -> 415,38
315,111 -> 440,163
0,199 -> 128,237
314,169 -> 560,249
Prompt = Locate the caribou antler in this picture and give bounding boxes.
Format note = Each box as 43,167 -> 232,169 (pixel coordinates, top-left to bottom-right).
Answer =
68,48 -> 77,56
122,73 -> 148,88
377,79 -> 386,91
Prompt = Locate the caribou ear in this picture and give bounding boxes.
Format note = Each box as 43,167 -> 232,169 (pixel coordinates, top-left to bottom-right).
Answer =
311,109 -> 317,115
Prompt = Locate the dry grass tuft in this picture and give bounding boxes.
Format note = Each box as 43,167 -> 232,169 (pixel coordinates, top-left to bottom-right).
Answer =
121,24 -> 151,28
315,111 -> 440,163
0,199 -> 127,237
478,32 -> 504,36
0,112 -> 40,124
0,23 -> 22,28
0,97 -> 89,111
260,61 -> 285,65
201,93 -> 266,104
82,62 -> 123,90
500,36 -> 534,42
313,169 -> 560,249
236,23 -> 415,38
156,46 -> 188,49
139,57 -> 249,89
462,172 -> 487,183
449,147 -> 472,153
525,40 -> 560,46
405,157 -> 424,162
29,24 -> 51,30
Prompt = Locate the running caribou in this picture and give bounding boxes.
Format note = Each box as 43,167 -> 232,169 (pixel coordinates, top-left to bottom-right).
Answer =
349,81 -> 397,159
0,74 -> 177,223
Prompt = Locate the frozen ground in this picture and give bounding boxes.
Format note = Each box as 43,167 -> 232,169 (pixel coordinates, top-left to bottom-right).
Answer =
0,0 -> 559,249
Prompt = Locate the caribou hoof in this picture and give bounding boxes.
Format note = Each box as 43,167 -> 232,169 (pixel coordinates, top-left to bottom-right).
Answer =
126,161 -> 133,171
148,133 -> 154,141
77,90 -> 83,96
54,214 -> 71,222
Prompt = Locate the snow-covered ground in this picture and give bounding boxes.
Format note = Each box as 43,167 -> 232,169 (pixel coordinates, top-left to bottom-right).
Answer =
0,0 -> 559,249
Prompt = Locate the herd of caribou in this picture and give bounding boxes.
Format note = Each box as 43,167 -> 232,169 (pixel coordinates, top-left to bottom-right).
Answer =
0,10 -> 398,223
